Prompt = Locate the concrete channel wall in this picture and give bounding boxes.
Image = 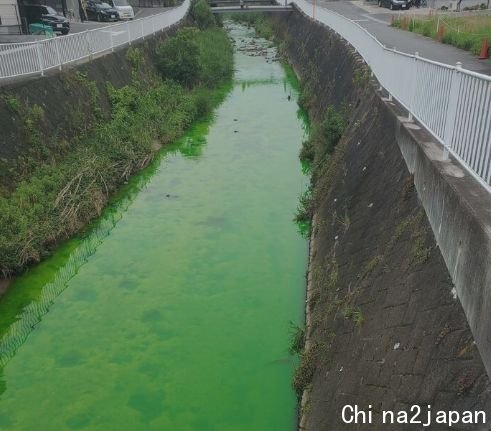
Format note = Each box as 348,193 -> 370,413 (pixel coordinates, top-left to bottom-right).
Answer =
395,113 -> 491,377
270,9 -> 491,430
293,2 -> 491,379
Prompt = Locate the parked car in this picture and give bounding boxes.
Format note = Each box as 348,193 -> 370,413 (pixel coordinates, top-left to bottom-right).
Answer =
107,0 -> 134,20
378,0 -> 411,9
85,1 -> 119,22
23,4 -> 70,35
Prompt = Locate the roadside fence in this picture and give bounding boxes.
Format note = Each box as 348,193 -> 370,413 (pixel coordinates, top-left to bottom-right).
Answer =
293,0 -> 491,190
0,0 -> 189,81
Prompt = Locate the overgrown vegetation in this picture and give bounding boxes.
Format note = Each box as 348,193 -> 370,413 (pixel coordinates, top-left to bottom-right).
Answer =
342,306 -> 364,327
392,14 -> 491,55
156,25 -> 233,88
228,13 -> 274,39
299,107 -> 345,168
0,3 -> 233,276
190,0 -> 217,30
292,344 -> 318,398
294,188 -> 314,224
353,67 -> 370,88
289,323 -> 305,355
295,105 -> 346,229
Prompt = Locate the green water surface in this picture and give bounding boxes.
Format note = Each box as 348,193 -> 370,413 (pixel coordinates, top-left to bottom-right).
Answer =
0,24 -> 308,431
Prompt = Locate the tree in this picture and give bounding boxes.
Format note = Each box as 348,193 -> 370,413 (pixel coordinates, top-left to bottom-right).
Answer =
156,28 -> 201,87
190,0 -> 216,30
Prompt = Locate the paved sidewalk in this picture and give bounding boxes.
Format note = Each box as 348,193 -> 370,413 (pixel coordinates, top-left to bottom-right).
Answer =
312,0 -> 491,75
71,7 -> 170,33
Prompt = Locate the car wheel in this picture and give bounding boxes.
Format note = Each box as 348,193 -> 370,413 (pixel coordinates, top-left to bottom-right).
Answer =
61,29 -> 69,35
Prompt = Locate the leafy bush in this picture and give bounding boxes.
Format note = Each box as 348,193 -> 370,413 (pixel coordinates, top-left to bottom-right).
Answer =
156,27 -> 233,88
294,189 -> 314,223
318,106 -> 346,157
191,0 -> 216,29
300,106 -> 345,167
156,28 -> 202,87
289,323 -> 305,355
197,29 -> 234,86
292,344 -> 318,398
0,26 -> 233,276
299,138 -> 314,164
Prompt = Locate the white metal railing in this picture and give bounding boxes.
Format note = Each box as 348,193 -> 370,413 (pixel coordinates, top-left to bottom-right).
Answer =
293,0 -> 491,190
0,0 -> 190,80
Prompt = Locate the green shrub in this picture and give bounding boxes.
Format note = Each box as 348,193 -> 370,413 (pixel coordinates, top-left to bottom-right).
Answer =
289,323 -> 305,355
0,25 -> 233,276
3,95 -> 21,114
294,189 -> 314,224
156,27 -> 233,88
318,106 -> 346,157
156,27 -> 202,87
299,138 -> 315,164
292,344 -> 318,398
191,0 -> 216,29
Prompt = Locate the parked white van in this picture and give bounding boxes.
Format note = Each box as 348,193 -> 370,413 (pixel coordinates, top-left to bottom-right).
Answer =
108,0 -> 134,19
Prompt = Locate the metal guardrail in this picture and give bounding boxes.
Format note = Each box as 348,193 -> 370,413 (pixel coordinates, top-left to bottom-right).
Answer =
0,0 -> 189,81
293,0 -> 491,190
1,0 -> 490,188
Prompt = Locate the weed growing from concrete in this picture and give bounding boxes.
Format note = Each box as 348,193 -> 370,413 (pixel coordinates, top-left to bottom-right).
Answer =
3,95 -> 21,114
289,323 -> 305,355
343,306 -> 364,327
294,188 -> 314,224
293,343 -> 318,398
361,255 -> 383,280
325,260 -> 339,291
353,68 -> 370,88
410,230 -> 431,266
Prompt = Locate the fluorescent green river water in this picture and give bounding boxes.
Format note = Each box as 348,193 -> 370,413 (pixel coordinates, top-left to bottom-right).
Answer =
0,24 -> 308,431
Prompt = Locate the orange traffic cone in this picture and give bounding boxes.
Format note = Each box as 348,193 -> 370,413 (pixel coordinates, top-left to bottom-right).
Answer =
479,39 -> 490,60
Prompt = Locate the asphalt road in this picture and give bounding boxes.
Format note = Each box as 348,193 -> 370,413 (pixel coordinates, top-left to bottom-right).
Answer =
70,7 -> 169,32
314,0 -> 491,75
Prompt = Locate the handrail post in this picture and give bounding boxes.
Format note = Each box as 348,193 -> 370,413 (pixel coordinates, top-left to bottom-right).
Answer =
54,37 -> 62,70
110,31 -> 114,52
127,21 -> 131,46
85,32 -> 92,59
387,47 -> 396,102
408,51 -> 419,122
36,43 -> 44,76
443,62 -> 463,160
141,20 -> 144,39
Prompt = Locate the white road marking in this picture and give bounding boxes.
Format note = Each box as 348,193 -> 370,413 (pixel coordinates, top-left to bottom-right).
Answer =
362,13 -> 391,25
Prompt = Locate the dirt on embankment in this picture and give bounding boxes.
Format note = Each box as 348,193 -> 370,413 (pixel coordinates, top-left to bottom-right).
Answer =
271,10 -> 491,431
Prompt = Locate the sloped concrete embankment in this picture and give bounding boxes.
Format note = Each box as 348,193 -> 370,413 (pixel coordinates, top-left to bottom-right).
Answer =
0,20 -> 188,191
271,10 -> 491,431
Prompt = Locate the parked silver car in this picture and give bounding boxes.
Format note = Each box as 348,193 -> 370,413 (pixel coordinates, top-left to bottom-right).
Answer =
378,0 -> 411,9
108,0 -> 135,19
